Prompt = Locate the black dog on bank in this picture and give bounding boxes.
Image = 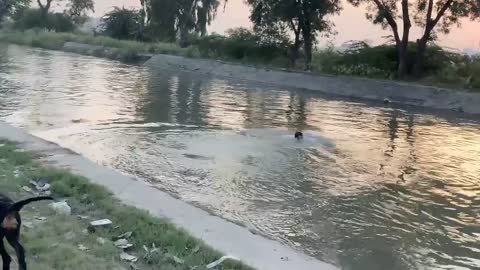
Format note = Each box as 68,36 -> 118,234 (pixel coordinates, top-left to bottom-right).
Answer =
0,194 -> 53,270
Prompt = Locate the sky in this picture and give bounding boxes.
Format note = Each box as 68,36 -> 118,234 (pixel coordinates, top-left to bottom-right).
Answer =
92,0 -> 479,52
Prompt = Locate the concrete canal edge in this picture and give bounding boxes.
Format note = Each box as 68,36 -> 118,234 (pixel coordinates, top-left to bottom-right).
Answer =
144,54 -> 480,115
0,121 -> 338,270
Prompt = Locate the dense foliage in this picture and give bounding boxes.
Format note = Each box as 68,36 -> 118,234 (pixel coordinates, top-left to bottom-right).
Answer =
348,0 -> 480,77
101,8 -> 142,40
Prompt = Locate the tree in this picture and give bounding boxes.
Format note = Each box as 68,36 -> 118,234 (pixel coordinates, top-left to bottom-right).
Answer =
248,0 -> 303,66
36,0 -> 53,17
141,0 -> 222,43
247,0 -> 340,70
36,0 -> 94,19
67,0 -> 94,17
298,0 -> 340,69
101,7 -> 142,39
348,0 -> 480,78
0,0 -> 30,22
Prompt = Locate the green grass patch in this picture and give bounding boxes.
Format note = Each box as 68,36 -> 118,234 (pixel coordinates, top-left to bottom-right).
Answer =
0,141 -> 252,270
0,30 -> 195,61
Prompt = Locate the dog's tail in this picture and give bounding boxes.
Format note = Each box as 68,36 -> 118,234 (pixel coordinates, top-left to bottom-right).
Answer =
10,196 -> 54,212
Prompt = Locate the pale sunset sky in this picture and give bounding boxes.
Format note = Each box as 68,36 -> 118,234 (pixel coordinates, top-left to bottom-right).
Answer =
93,0 -> 479,51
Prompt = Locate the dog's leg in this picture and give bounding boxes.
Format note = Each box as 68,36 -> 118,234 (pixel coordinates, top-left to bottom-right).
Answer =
0,238 -> 12,270
6,233 -> 26,270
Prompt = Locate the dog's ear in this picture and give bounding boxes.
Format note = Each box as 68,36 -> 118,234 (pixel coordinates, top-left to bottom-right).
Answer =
1,213 -> 18,230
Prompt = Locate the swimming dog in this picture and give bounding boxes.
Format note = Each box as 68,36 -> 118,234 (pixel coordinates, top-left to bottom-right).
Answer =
294,131 -> 303,140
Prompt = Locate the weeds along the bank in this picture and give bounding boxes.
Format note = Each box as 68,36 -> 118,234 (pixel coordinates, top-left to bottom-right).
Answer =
0,29 -> 479,91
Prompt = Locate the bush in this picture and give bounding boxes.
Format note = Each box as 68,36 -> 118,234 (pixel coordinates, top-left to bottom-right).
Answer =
100,7 -> 142,40
313,41 -> 467,79
194,27 -> 289,65
14,9 -> 75,32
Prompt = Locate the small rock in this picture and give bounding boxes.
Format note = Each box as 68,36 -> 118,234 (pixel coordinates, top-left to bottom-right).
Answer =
34,216 -> 47,221
77,215 -> 90,220
23,222 -> 34,229
383,98 -> 391,104
49,201 -> 72,215
90,219 -> 112,227
120,252 -> 138,263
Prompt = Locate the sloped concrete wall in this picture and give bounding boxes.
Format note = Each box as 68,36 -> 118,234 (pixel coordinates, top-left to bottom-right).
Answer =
146,54 -> 480,115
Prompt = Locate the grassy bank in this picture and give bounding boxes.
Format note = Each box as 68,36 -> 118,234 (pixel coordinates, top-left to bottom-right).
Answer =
0,141 -> 251,270
0,30 -> 195,62
0,29 -> 479,91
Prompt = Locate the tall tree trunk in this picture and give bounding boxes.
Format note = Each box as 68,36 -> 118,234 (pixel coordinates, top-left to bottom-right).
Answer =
300,6 -> 312,70
290,35 -> 301,68
413,35 -> 429,77
37,0 -> 52,21
397,0 -> 411,78
413,0 -> 453,77
289,20 -> 301,68
303,34 -> 312,70
397,46 -> 408,78
179,26 -> 189,48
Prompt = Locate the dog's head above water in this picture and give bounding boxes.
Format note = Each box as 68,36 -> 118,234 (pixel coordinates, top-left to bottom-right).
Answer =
294,131 -> 304,140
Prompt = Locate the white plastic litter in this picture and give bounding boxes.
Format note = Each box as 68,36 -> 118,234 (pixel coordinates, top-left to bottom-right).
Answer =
90,219 -> 112,226
114,239 -> 133,249
120,252 -> 138,262
206,255 -> 239,269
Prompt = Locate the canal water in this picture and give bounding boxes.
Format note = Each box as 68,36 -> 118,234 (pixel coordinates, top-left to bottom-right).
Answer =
1,45 -> 480,270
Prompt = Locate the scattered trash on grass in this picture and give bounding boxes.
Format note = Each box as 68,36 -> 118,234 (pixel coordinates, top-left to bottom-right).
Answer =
117,231 -> 132,239
78,244 -> 89,251
120,252 -> 138,263
90,219 -> 112,227
115,239 -> 133,249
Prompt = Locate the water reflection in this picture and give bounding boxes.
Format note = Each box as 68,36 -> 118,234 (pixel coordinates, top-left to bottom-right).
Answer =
1,45 -> 480,270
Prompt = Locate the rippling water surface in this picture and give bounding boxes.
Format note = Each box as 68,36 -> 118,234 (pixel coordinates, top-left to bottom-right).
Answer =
1,45 -> 480,270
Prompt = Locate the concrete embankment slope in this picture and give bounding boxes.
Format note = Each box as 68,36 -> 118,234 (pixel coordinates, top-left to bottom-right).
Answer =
146,54 -> 480,115
0,122 -> 338,270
